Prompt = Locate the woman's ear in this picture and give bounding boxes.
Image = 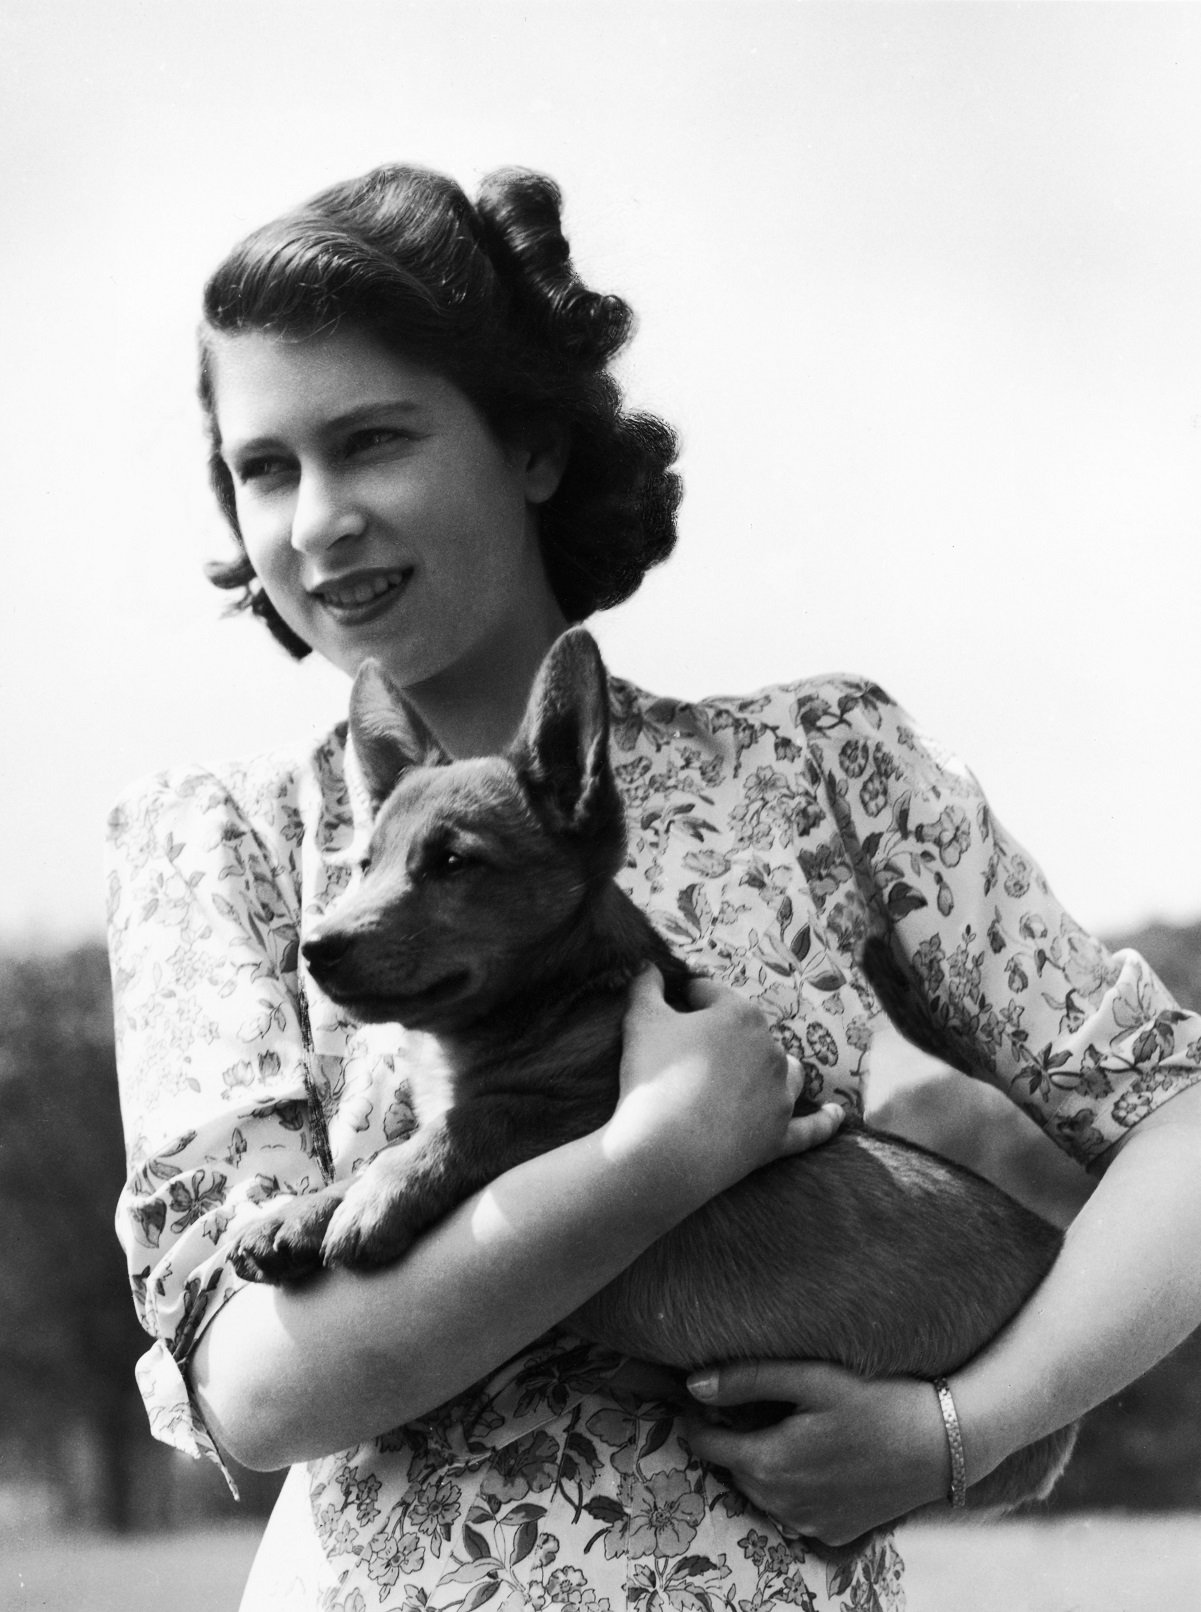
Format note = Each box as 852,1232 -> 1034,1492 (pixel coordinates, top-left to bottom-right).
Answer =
519,420 -> 570,505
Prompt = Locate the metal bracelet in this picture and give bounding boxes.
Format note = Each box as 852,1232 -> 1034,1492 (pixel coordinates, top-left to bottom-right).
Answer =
932,1376 -> 968,1509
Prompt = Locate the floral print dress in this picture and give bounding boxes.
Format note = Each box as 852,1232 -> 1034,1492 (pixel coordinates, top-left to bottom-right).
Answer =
107,673 -> 1201,1612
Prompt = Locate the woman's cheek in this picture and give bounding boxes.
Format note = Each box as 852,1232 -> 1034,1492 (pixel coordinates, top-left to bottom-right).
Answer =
241,508 -> 294,592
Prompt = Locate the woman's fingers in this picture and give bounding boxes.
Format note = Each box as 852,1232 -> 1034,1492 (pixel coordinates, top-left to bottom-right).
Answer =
624,962 -> 668,1019
683,973 -> 725,1009
777,1054 -> 845,1156
782,1097 -> 845,1157
616,968 -> 842,1192
686,1357 -> 832,1408
682,1361 -> 949,1546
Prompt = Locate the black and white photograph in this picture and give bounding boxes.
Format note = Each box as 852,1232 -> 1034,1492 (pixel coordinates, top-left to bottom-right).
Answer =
3,5 -> 1200,1608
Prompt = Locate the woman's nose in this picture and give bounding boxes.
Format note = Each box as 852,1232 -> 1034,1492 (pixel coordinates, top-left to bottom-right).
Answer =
290,469 -> 366,555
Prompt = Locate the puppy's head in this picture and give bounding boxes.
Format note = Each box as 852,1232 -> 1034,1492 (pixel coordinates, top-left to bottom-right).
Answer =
304,629 -> 627,1031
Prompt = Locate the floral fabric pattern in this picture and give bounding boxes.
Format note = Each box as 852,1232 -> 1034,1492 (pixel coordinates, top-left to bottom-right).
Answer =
107,674 -> 1201,1610
244,1338 -> 903,1612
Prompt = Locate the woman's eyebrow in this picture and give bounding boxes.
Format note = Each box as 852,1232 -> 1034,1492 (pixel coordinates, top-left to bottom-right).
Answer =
223,399 -> 426,457
325,399 -> 426,431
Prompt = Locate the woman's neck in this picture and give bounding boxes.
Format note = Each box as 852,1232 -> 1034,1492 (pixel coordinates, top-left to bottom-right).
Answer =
402,595 -> 571,759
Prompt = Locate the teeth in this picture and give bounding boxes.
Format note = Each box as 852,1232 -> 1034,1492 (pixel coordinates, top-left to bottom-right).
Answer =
321,571 -> 406,608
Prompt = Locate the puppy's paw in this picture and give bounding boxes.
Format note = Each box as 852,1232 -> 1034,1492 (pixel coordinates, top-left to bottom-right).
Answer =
230,1191 -> 343,1285
320,1182 -> 427,1270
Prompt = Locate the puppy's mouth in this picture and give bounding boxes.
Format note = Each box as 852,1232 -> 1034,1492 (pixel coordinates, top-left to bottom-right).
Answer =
329,968 -> 473,1028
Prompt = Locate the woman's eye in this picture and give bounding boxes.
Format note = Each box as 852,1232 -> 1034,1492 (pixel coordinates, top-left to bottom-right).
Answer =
234,454 -> 292,486
346,427 -> 406,458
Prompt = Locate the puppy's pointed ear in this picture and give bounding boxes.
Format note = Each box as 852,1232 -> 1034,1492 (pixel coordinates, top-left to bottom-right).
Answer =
347,660 -> 448,815
511,628 -> 621,843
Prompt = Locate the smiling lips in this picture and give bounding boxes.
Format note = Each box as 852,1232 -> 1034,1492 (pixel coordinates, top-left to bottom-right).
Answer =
313,568 -> 414,622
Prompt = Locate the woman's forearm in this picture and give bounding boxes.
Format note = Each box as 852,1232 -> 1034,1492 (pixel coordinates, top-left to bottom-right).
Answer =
193,1117 -> 701,1469
952,1080 -> 1201,1483
679,1079 -> 1201,1546
191,973 -> 835,1471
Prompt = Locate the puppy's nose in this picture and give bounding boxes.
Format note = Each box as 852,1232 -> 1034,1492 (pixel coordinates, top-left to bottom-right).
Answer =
302,929 -> 353,976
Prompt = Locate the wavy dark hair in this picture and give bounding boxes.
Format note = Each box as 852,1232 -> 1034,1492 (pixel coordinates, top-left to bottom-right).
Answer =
199,164 -> 682,656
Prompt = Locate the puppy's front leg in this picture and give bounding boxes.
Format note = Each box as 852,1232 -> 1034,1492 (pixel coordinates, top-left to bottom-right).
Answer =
230,1182 -> 350,1285
320,1115 -> 490,1270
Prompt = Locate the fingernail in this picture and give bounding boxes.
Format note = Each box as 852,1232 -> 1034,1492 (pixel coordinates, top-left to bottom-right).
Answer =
687,1370 -> 718,1399
822,1102 -> 844,1122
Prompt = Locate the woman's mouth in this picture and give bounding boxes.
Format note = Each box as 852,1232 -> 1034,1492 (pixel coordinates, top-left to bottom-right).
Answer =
313,568 -> 414,624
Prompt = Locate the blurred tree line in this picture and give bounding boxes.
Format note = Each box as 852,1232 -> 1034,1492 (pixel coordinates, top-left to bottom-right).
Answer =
0,944 -> 279,1532
0,920 -> 1198,1533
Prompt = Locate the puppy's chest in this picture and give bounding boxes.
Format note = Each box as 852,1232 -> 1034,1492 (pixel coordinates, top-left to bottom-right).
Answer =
400,1033 -> 462,1127
306,1009 -> 463,1169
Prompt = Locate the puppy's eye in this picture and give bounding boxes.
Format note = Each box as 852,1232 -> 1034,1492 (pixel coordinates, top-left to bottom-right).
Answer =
424,847 -> 472,878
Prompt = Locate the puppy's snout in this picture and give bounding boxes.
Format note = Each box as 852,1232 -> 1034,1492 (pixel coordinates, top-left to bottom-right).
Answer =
302,928 -> 353,977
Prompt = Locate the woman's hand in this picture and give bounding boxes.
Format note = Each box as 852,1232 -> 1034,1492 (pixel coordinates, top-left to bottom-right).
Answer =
684,1360 -> 949,1546
608,968 -> 843,1202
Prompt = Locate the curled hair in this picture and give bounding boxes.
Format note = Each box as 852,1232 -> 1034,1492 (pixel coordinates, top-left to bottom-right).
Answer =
200,164 -> 682,656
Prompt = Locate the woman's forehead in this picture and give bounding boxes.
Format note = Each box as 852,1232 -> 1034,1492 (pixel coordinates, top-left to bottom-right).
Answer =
207,327 -> 449,443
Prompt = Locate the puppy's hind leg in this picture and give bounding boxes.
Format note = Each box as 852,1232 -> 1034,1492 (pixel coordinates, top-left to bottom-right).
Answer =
960,1422 -> 1079,1515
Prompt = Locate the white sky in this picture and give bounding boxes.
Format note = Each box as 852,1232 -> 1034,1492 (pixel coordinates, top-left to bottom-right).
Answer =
3,1 -> 1200,947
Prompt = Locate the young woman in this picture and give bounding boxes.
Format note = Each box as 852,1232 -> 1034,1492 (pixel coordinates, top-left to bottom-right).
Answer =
108,164 -> 1201,1611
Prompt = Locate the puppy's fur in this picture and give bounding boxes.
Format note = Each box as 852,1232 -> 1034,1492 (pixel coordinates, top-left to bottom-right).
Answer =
232,629 -> 1077,1528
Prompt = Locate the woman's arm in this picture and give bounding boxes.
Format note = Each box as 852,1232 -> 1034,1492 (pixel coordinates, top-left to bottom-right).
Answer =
682,681 -> 1201,1542
955,1076 -> 1201,1477
192,970 -> 843,1471
686,1080 -> 1201,1543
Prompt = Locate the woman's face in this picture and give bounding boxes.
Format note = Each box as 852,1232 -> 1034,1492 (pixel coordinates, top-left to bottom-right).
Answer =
209,326 -> 565,701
